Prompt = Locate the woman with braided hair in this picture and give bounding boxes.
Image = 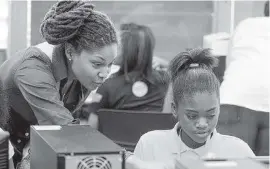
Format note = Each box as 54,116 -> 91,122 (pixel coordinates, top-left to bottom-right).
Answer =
0,0 -> 118,166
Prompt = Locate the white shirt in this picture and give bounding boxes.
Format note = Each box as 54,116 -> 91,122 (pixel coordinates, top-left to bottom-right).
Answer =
134,123 -> 255,165
220,17 -> 270,112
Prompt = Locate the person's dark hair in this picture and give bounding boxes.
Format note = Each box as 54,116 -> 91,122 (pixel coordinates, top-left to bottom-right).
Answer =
116,23 -> 155,82
265,1 -> 269,16
169,48 -> 220,105
40,0 -> 118,52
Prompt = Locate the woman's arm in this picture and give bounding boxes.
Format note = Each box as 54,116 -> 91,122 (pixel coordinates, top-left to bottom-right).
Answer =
14,57 -> 75,125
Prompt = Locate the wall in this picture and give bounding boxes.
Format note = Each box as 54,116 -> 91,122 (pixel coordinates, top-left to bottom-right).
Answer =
13,1 -> 266,62
234,1 -> 266,28
213,1 -> 232,33
213,0 -> 266,34
30,1 -> 56,46
7,1 -> 27,59
30,1 -> 213,61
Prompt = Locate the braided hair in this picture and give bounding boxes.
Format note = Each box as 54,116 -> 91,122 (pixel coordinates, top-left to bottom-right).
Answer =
40,0 -> 118,51
168,48 -> 220,105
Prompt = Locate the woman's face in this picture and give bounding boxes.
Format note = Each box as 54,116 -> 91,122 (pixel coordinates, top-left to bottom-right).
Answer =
173,92 -> 220,143
71,43 -> 117,90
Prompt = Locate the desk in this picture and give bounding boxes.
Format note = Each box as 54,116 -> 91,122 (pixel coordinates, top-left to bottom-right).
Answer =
175,157 -> 269,169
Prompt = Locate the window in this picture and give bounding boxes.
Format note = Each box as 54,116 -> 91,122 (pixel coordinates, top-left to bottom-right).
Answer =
0,0 -> 8,49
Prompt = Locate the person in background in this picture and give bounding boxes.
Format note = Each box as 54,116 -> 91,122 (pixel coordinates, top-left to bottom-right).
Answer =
125,48 -> 254,169
217,0 -> 269,156
85,23 -> 169,128
0,0 -> 118,167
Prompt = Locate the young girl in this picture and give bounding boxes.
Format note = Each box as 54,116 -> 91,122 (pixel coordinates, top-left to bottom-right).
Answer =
126,48 -> 254,169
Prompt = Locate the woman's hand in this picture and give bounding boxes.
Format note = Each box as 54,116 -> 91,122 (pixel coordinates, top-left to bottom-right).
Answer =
126,155 -> 148,169
88,113 -> 99,129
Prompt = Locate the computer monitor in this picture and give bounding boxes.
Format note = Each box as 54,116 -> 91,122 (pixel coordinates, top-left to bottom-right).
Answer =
98,109 -> 176,151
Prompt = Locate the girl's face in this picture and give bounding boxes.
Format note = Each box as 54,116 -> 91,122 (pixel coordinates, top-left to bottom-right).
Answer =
172,92 -> 220,143
70,43 -> 117,91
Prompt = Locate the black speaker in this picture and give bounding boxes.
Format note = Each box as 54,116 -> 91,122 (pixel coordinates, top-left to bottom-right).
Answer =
30,125 -> 125,169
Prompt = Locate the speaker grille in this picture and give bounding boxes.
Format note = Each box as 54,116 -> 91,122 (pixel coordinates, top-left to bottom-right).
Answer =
77,156 -> 112,169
